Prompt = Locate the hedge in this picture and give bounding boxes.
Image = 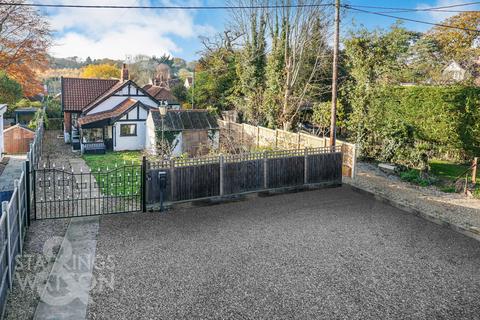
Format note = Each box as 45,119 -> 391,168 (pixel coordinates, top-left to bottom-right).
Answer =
356,85 -> 480,164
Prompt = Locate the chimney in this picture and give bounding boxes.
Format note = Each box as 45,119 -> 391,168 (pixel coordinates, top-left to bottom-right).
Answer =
121,63 -> 129,81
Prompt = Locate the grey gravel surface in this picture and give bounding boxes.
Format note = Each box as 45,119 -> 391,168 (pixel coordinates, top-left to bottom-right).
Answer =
88,186 -> 480,320
5,218 -> 70,320
346,162 -> 480,232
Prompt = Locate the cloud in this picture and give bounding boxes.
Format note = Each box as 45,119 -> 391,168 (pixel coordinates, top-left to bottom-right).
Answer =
38,0 -> 216,60
416,0 -> 480,22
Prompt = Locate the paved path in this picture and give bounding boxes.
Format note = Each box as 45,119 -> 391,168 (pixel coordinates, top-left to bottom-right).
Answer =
34,217 -> 99,320
88,186 -> 480,320
0,155 -> 26,192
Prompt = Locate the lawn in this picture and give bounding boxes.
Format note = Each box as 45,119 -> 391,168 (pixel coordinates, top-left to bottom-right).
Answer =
82,151 -> 142,171
429,160 -> 474,181
82,151 -> 143,196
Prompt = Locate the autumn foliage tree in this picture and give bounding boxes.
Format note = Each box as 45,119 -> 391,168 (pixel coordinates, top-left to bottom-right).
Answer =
429,12 -> 480,61
81,64 -> 121,79
0,1 -> 51,97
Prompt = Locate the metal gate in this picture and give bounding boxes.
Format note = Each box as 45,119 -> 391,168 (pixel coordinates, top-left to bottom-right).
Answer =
32,162 -> 145,219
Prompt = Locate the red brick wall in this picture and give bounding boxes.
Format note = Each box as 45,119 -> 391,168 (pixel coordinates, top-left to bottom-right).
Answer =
64,112 -> 71,134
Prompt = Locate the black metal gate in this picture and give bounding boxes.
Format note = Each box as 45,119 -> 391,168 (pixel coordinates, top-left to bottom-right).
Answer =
33,162 -> 145,219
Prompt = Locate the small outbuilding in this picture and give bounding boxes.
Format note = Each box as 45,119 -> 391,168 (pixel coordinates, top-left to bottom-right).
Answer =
145,109 -> 220,157
3,124 -> 35,154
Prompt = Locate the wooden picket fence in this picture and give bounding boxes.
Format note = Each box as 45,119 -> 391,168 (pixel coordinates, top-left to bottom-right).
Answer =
146,146 -> 343,205
218,120 -> 357,178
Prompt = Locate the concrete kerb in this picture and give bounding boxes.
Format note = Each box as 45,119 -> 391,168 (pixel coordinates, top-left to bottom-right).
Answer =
146,181 -> 343,211
348,185 -> 480,242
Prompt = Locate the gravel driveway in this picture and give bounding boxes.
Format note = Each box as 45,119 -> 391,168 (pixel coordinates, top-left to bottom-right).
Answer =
88,186 -> 480,320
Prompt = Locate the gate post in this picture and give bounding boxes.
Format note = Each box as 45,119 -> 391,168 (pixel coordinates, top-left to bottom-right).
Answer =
219,154 -> 224,196
14,180 -> 23,255
141,156 -> 147,212
304,148 -> 308,185
263,151 -> 268,189
25,159 -> 32,225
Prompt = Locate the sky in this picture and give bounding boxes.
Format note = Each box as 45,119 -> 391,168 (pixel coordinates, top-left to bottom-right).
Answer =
35,0 -> 480,62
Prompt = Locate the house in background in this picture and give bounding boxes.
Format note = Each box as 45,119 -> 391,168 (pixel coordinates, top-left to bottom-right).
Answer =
61,64 -> 161,153
145,109 -> 220,157
0,104 -> 7,158
184,76 -> 193,89
14,108 -> 38,125
143,64 -> 181,109
442,61 -> 468,82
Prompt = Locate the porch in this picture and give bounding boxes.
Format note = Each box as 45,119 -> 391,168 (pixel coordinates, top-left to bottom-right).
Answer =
79,126 -> 112,154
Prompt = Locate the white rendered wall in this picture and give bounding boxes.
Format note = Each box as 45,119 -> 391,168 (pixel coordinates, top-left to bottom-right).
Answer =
113,121 -> 146,151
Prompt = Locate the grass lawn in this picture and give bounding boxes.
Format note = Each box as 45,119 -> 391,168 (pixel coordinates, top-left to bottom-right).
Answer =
82,151 -> 143,196
429,160 -> 477,181
82,151 -> 142,171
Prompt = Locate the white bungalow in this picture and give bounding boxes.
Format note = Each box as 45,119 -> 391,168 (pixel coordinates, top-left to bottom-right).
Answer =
62,65 -> 169,153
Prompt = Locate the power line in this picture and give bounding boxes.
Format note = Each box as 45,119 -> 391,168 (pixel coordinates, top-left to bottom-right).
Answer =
0,2 -> 334,10
344,6 -> 480,33
346,1 -> 480,12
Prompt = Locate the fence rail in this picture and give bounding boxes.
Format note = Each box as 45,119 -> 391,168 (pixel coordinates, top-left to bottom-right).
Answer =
218,120 -> 357,178
146,147 -> 343,206
0,167 -> 29,318
0,112 -> 43,318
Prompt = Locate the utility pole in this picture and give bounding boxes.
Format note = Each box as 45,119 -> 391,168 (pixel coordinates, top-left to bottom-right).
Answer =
191,66 -> 195,109
329,0 -> 340,147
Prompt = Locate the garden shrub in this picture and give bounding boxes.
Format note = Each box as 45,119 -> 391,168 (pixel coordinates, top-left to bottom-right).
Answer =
349,85 -> 480,167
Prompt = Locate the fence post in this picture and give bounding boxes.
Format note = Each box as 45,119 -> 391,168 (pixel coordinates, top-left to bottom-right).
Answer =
263,151 -> 268,189
219,154 -> 224,196
141,156 -> 147,212
170,159 -> 175,201
297,132 -> 301,150
2,201 -> 12,289
472,157 -> 478,185
304,148 -> 308,185
351,144 -> 358,179
14,180 -> 23,255
241,124 -> 245,147
275,130 -> 278,149
25,159 -> 31,226
256,126 -> 260,148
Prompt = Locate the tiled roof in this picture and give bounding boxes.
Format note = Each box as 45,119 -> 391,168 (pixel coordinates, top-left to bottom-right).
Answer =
82,80 -> 127,114
151,109 -> 219,131
146,86 -> 178,104
61,77 -> 119,112
78,98 -> 139,126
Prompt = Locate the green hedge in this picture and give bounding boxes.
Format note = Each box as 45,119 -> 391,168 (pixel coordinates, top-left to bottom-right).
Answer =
357,85 -> 480,165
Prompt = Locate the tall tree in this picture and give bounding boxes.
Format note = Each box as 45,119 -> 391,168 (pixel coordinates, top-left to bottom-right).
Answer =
232,3 -> 267,125
429,12 -> 480,61
342,23 -> 417,148
0,0 -> 51,96
0,71 -> 23,105
80,64 -> 121,79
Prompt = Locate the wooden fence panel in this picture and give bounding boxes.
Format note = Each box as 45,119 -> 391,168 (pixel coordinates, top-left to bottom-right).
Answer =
267,156 -> 305,188
307,152 -> 343,184
224,160 -> 264,195
174,163 -> 220,201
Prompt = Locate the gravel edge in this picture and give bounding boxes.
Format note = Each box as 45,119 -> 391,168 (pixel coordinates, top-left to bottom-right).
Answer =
4,218 -> 71,320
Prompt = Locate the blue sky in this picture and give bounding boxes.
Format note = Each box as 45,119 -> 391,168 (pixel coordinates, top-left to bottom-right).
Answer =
38,0 -> 479,62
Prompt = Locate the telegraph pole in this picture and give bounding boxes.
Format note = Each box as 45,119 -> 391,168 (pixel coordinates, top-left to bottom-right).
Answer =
191,66 -> 195,109
329,0 -> 340,147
